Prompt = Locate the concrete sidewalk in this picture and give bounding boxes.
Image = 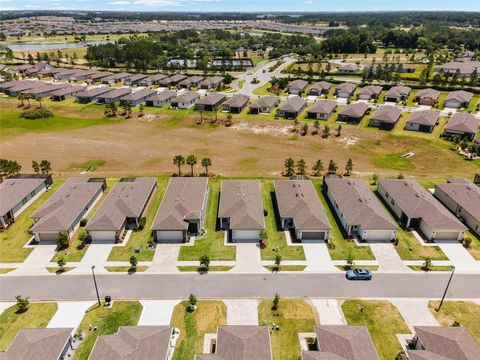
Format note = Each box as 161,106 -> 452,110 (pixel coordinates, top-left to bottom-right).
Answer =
10,244 -> 57,275
303,243 -> 339,272
232,243 -> 267,273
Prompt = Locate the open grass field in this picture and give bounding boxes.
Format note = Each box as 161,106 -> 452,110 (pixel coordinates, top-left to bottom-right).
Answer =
342,300 -> 411,360
258,299 -> 316,360
74,301 -> 143,360
1,96 -> 475,180
170,300 -> 227,360
0,180 -> 64,263
429,301 -> 480,344
0,302 -> 58,351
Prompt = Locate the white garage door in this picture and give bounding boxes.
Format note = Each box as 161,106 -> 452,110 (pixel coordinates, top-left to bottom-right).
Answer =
37,232 -> 59,242
301,231 -> 326,240
435,231 -> 460,241
90,231 -> 116,242
366,230 -> 394,242
232,230 -> 261,242
155,231 -> 184,243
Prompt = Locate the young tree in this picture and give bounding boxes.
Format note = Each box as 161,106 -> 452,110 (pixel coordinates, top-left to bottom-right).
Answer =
272,293 -> 280,310
40,160 -> 51,174
57,257 -> 66,271
274,254 -> 282,272
296,159 -> 307,175
312,120 -> 320,135
312,159 -> 324,176
345,158 -> 353,176
0,159 -> 21,181
32,160 -> 40,174
189,294 -> 197,309
173,155 -> 185,175
322,124 -> 330,138
186,155 -> 197,176
284,158 -> 295,177
422,257 -> 432,272
15,295 -> 30,313
129,255 -> 138,269
56,232 -> 69,250
138,104 -> 144,117
301,123 -> 309,136
17,93 -> 25,107
336,124 -> 342,137
36,96 -> 43,108
372,173 -> 380,185
327,160 -> 338,174
201,157 -> 212,176
199,254 -> 210,271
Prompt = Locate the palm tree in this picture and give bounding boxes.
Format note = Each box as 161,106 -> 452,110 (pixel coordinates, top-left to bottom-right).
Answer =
312,160 -> 324,176
36,96 -> 43,108
173,155 -> 185,175
17,93 -> 25,107
201,157 -> 212,175
345,158 -> 353,176
186,155 -> 197,176
32,160 -> 40,174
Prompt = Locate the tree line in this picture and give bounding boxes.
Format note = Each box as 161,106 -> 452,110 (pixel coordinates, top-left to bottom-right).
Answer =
173,155 -> 212,177
283,158 -> 354,177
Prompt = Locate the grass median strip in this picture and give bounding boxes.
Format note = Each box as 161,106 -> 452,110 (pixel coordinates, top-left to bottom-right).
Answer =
74,301 -> 142,360
170,300 -> 227,360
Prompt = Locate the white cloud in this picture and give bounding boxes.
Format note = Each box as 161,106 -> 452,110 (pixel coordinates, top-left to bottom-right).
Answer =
133,0 -> 179,5
109,1 -> 130,3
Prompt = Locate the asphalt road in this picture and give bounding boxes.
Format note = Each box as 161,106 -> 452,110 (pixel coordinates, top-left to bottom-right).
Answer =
1,273 -> 479,302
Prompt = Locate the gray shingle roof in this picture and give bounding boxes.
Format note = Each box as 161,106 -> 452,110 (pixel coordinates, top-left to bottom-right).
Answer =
436,179 -> 480,222
0,177 -> 47,216
335,82 -> 356,95
338,102 -> 369,118
196,93 -> 226,106
119,89 -> 156,101
199,76 -> 224,87
30,178 -> 104,233
415,88 -> 440,101
50,85 -> 86,97
75,87 -> 114,98
444,112 -> 480,134
224,94 -> 249,108
146,90 -> 176,102
308,100 -> 337,115
370,105 -> 402,124
385,85 -> 411,98
310,81 -> 332,92
445,90 -> 473,104
407,110 -> 441,126
379,179 -> 466,231
288,79 -> 309,91
218,180 -> 265,230
86,178 -> 156,231
279,96 -> 307,112
325,178 -> 397,231
178,76 -> 204,87
172,92 -> 200,104
274,180 -> 330,231
2,327 -> 73,360
358,85 -> 382,97
89,326 -> 172,360
152,177 -> 208,231
250,96 -> 279,109
195,326 -> 272,360
98,88 -> 131,100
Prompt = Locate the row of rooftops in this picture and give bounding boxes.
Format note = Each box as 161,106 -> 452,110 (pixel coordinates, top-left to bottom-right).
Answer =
4,324 -> 479,360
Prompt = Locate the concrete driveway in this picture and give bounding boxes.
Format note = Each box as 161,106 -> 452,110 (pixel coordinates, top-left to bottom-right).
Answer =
224,299 -> 259,325
310,298 -> 345,325
47,301 -> 95,329
139,300 -> 179,325
146,245 -> 181,273
232,243 -> 268,273
369,243 -> 410,272
390,298 -> 438,331
437,241 -> 480,272
303,243 -> 339,272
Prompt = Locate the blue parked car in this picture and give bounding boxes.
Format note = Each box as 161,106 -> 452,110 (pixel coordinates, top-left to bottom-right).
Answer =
346,268 -> 372,280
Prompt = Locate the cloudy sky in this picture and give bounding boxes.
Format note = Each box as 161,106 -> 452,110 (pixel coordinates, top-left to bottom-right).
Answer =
2,0 -> 479,12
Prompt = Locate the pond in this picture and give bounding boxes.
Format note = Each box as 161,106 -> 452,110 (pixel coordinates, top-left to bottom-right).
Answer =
7,40 -> 113,52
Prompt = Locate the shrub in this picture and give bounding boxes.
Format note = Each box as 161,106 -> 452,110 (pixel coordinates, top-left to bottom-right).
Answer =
15,295 -> 30,313
129,255 -> 138,268
137,217 -> 147,230
20,107 -> 54,119
56,232 -> 69,250
463,237 -> 472,249
78,231 -> 88,243
80,219 -> 87,227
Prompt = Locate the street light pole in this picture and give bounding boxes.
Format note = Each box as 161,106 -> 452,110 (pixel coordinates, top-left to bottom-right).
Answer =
91,265 -> 101,307
436,265 -> 455,312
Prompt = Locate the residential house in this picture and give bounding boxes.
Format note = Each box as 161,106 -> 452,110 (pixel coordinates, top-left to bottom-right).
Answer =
75,87 -> 114,104
335,82 -> 357,98
249,96 -> 279,114
195,93 -> 227,111
89,326 -> 175,360
287,79 -> 309,95
51,85 -> 86,101
96,88 -> 131,104
68,70 -> 101,82
369,105 -> 402,130
324,178 -> 397,241
158,74 -> 188,87
274,180 -> 331,241
407,326 -> 480,360
0,174 -> 52,228
24,62 -> 54,76
151,177 -> 209,242
5,81 -> 38,96
218,180 -> 265,242
53,68 -> 83,81
88,71 -> 113,83
435,179 -> 480,234
119,89 -> 157,106
405,110 -> 441,133
171,92 -> 200,109
414,88 -> 440,106
223,94 -> 249,113
139,73 -> 168,86
276,96 -> 307,119
1,328 -> 74,360
86,178 -> 156,242
23,83 -> 70,99
337,102 -> 369,124
0,79 -> 31,93
306,99 -> 337,120
145,90 -> 176,107
123,73 -> 148,86
8,64 -> 34,75
378,179 -> 466,240
384,85 -> 411,102
338,63 -> 362,72
358,85 -> 383,100
443,112 -> 480,141
309,81 -> 332,96
37,67 -> 63,78
195,326 -> 272,360
30,178 -> 106,241
178,76 -> 204,89
199,76 -> 224,90
302,325 -> 379,360
436,60 -> 480,77
100,72 -> 132,84
445,90 -> 473,108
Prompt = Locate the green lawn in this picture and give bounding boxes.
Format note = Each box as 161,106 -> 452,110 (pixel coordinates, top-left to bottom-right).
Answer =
0,302 -> 58,351
429,301 -> 480,344
465,230 -> 480,260
408,265 -> 453,271
74,301 -> 142,360
0,181 -> 64,263
108,177 -> 169,262
264,265 -> 307,272
170,300 -> 227,360
260,180 -> 305,261
0,268 -> 15,274
373,152 -> 415,171
104,266 -> 148,272
177,266 -> 234,272
178,179 -> 236,261
394,229 -> 447,260
311,180 -> 375,260
342,300 -> 411,360
258,299 -> 316,360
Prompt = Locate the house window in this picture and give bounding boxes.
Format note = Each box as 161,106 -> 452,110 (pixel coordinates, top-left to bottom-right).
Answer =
385,192 -> 389,199
391,199 -> 395,206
